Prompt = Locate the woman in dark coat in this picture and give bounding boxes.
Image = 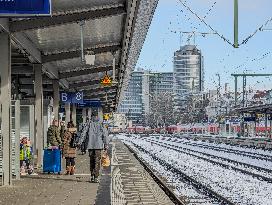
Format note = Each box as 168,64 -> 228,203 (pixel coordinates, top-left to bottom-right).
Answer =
63,121 -> 77,175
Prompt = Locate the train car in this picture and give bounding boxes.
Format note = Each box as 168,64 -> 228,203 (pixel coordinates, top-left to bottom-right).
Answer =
208,123 -> 219,134
127,126 -> 145,133
166,125 -> 177,134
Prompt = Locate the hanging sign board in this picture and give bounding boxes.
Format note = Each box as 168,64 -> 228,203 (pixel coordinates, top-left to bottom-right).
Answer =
0,0 -> 51,17
244,117 -> 256,122
100,74 -> 112,86
60,92 -> 84,104
78,100 -> 102,108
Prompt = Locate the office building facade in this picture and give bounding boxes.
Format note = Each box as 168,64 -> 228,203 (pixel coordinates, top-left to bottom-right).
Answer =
173,45 -> 204,108
118,69 -> 174,125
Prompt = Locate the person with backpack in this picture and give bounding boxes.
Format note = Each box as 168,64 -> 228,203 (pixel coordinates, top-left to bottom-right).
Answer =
62,121 -> 78,175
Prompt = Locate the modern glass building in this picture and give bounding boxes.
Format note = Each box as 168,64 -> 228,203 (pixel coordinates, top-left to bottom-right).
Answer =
149,72 -> 174,95
118,69 -> 174,125
173,45 -> 204,108
118,70 -> 144,124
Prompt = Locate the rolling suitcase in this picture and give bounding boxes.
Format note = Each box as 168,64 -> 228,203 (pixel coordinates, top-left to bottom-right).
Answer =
43,149 -> 62,174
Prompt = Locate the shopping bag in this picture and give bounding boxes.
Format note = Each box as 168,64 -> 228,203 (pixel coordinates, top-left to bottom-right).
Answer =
102,151 -> 110,167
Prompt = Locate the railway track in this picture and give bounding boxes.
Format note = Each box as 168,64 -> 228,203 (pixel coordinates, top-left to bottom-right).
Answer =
145,138 -> 272,183
125,141 -> 235,205
161,134 -> 272,162
124,143 -> 186,205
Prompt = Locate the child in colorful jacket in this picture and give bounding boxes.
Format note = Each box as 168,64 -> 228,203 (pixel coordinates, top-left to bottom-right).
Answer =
20,137 -> 33,175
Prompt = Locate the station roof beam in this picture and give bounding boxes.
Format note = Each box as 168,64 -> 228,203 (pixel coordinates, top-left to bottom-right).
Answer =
85,91 -> 117,99
9,6 -> 126,32
42,44 -> 120,63
59,65 -> 116,79
83,86 -> 117,95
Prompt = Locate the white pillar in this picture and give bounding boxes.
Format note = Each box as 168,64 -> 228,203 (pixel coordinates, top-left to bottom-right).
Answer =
88,108 -> 92,119
65,103 -> 71,126
34,64 -> 43,168
0,32 -> 12,186
98,107 -> 103,123
15,100 -> 21,180
82,108 -> 87,123
29,105 -> 35,153
53,80 -> 59,121
72,104 -> 77,125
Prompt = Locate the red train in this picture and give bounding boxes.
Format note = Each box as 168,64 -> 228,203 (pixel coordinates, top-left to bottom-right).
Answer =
125,123 -> 271,137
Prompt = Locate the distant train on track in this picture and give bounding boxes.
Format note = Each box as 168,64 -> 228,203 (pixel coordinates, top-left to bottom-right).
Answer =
111,123 -> 272,137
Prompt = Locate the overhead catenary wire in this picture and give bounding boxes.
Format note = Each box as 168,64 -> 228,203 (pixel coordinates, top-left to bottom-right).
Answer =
177,0 -> 233,47
177,0 -> 272,48
170,0 -> 218,45
234,51 -> 272,70
240,17 -> 272,45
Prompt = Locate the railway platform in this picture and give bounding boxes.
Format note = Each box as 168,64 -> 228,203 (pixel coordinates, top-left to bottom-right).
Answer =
111,140 -> 175,205
0,139 -> 176,205
0,153 -> 98,205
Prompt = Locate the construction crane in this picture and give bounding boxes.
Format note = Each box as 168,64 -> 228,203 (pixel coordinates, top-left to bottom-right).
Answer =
231,73 -> 272,106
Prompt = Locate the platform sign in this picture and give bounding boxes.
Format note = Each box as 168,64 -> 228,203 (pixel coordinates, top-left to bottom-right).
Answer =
0,0 -> 51,17
244,117 -> 256,122
71,92 -> 83,104
78,100 -> 101,108
60,92 -> 84,104
60,92 -> 71,103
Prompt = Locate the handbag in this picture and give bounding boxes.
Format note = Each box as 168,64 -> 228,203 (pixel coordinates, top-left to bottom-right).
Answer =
102,151 -> 110,167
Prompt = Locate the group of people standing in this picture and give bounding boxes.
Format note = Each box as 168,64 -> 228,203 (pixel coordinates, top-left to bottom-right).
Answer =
47,115 -> 109,183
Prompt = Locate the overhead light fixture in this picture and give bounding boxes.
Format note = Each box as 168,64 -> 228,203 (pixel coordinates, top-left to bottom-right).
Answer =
85,54 -> 95,65
79,20 -> 86,63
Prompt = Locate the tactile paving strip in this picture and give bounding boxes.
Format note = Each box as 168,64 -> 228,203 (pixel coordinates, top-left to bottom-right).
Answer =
111,140 -> 174,205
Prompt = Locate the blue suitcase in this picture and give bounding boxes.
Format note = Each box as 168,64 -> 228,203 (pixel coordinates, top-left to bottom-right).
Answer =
43,149 -> 62,174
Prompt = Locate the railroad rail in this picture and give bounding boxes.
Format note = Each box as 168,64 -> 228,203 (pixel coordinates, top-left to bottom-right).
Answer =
124,143 -> 186,205
125,141 -> 236,205
145,138 -> 272,183
148,134 -> 272,161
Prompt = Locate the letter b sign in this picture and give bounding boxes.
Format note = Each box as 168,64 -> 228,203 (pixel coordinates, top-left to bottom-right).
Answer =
60,92 -> 71,103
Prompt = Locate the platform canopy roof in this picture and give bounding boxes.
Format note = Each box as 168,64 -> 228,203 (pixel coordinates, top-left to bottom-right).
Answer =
0,0 -> 159,112
235,104 -> 272,114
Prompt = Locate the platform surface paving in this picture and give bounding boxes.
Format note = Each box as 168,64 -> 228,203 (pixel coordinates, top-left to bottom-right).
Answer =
111,140 -> 174,205
0,153 -> 98,205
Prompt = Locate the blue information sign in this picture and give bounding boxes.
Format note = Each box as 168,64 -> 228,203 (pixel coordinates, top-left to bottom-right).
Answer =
71,92 -> 84,104
0,0 -> 51,16
60,92 -> 84,104
78,100 -> 101,108
60,92 -> 71,103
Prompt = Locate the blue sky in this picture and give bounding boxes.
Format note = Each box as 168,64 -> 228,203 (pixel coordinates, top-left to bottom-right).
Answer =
136,0 -> 272,91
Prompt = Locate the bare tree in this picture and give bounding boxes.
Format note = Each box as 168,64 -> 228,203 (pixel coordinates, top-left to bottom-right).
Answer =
146,92 -> 176,127
178,94 -> 209,124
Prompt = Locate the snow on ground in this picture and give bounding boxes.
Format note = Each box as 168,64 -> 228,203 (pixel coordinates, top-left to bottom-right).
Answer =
115,134 -> 272,205
175,135 -> 272,157
124,140 -> 215,204
145,138 -> 272,179
153,135 -> 272,170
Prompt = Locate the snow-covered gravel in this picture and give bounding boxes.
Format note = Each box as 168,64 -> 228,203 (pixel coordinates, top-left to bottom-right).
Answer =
116,134 -> 272,205
153,136 -> 272,170
145,138 -> 272,179
124,140 -> 216,204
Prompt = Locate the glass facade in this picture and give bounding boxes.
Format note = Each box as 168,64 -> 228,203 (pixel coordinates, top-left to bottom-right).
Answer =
118,71 -> 144,124
173,45 -> 204,106
118,70 -> 174,125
